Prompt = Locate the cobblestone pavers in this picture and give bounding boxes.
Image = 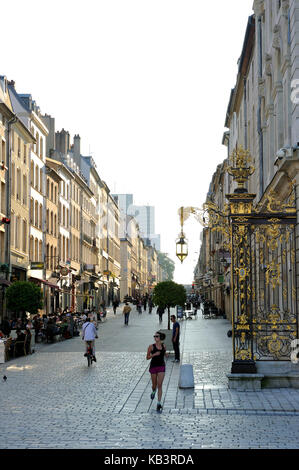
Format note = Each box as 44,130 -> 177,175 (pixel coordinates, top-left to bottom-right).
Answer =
1,407 -> 299,449
1,308 -> 299,448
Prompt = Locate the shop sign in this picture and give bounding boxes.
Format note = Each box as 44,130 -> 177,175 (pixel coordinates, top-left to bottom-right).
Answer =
31,262 -> 44,270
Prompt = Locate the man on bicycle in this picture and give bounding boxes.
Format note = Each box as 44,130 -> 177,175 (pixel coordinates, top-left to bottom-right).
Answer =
82,317 -> 98,362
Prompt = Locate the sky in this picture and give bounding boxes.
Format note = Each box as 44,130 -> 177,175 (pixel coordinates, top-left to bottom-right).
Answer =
1,0 -> 254,285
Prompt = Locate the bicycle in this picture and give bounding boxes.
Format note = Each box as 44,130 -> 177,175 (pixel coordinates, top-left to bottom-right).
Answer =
86,341 -> 94,367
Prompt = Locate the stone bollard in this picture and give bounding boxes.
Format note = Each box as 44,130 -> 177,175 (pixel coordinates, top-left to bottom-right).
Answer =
179,364 -> 194,389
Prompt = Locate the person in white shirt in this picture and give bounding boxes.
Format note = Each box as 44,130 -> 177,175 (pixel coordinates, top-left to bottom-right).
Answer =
82,318 -> 98,362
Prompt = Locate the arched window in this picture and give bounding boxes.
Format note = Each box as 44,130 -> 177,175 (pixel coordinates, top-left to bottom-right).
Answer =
46,243 -> 50,269
16,168 -> 21,200
11,163 -> 15,197
62,236 -> 65,262
10,213 -> 14,247
50,211 -> 53,234
50,245 -> 53,271
47,178 -> 50,198
35,238 -> 38,261
46,209 -> 49,232
30,161 -> 34,186
40,168 -> 43,193
40,137 -> 43,158
23,174 -> 27,205
35,165 -> 39,190
22,220 -> 27,253
36,131 -> 39,155
39,240 -> 42,262
30,198 -> 34,224
35,201 -> 38,227
39,204 -> 42,229
29,236 -> 33,260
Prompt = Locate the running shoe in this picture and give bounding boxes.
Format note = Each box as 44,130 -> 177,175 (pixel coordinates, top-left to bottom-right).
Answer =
156,404 -> 163,413
150,390 -> 156,400
93,356 -> 97,362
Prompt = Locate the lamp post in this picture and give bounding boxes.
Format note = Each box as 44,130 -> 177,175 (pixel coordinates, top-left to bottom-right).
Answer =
176,207 -> 188,263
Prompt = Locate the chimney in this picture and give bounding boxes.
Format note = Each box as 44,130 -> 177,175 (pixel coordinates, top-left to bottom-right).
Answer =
55,128 -> 70,156
73,134 -> 81,159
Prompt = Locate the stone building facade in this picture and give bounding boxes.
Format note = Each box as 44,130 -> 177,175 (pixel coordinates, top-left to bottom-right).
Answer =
197,0 -> 299,324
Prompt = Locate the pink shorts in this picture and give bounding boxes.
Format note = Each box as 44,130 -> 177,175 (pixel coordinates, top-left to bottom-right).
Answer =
149,366 -> 165,374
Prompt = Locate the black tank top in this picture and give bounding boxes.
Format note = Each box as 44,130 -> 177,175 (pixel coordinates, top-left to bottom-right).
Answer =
150,343 -> 165,368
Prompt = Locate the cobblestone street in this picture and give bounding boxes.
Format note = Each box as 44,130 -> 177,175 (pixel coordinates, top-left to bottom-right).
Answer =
1,306 -> 299,449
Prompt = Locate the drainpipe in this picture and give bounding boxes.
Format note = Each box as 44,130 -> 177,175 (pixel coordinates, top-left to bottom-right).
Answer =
257,14 -> 264,197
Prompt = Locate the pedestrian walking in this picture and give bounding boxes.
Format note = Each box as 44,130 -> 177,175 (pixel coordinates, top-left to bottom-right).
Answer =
123,302 -> 132,325
157,305 -> 165,324
137,298 -> 142,314
148,297 -> 153,314
112,299 -> 119,315
171,314 -> 180,362
143,296 -> 147,311
146,331 -> 167,413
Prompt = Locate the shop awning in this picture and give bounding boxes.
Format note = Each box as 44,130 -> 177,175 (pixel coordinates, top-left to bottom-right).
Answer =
29,277 -> 60,289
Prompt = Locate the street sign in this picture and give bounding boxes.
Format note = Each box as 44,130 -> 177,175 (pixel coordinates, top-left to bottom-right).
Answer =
31,262 -> 44,270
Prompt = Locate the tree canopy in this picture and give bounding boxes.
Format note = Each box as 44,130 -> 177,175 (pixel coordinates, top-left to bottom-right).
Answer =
5,281 -> 43,316
152,281 -> 186,329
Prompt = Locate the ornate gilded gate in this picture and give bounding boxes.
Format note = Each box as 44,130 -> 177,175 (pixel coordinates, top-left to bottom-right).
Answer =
225,147 -> 298,373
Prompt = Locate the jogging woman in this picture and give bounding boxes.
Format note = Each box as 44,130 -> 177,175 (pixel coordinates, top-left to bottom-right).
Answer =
146,331 -> 167,412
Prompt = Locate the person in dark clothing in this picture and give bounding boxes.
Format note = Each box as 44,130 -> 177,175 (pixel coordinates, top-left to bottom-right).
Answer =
146,331 -> 167,413
46,320 -> 57,342
171,315 -> 180,362
112,300 -> 119,314
137,298 -> 142,314
24,327 -> 32,354
157,306 -> 165,324
13,329 -> 26,357
0,317 -> 11,337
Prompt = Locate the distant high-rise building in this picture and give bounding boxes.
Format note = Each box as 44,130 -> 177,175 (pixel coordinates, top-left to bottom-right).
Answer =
112,194 -> 161,250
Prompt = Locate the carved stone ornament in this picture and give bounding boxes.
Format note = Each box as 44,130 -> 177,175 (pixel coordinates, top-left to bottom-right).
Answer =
273,25 -> 281,50
258,78 -> 265,98
281,0 -> 290,18
265,54 -> 272,76
253,0 -> 265,17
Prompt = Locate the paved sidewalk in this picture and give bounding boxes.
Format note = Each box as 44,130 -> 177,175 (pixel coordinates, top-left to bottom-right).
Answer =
1,305 -> 299,448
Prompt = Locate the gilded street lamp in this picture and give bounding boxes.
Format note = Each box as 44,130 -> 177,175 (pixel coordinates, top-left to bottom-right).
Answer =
176,207 -> 188,263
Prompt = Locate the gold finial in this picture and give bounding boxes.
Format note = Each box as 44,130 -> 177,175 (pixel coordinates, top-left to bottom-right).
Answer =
226,145 -> 255,193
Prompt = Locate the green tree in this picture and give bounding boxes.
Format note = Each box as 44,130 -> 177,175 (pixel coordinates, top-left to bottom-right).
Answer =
152,281 -> 186,329
5,281 -> 43,317
157,252 -> 175,281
